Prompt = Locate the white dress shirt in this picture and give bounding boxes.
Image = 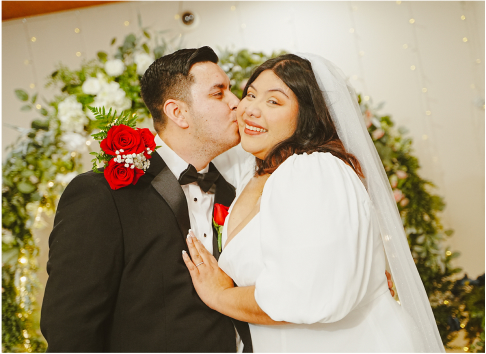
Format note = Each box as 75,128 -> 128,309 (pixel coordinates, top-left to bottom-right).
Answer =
155,135 -> 216,253
154,135 -> 255,353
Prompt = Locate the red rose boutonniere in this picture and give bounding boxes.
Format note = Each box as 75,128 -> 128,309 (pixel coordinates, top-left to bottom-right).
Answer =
213,203 -> 230,252
89,107 -> 159,190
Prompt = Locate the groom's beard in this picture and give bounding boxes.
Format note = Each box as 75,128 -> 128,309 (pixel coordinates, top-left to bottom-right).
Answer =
191,111 -> 240,161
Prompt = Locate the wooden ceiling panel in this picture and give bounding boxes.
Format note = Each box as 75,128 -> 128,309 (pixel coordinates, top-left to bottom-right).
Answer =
2,1 -> 122,21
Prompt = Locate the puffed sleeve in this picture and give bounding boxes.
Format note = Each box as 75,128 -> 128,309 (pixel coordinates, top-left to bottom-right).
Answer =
254,152 -> 374,324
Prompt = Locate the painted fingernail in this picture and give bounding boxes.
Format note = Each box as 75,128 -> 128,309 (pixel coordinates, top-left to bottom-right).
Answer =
187,236 -> 193,243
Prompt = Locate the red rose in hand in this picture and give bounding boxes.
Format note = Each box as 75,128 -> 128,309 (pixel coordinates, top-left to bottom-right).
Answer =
104,159 -> 145,190
100,124 -> 145,156
214,203 -> 230,226
137,128 -> 156,158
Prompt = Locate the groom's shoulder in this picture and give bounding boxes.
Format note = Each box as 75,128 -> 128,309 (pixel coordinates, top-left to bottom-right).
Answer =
62,169 -> 113,199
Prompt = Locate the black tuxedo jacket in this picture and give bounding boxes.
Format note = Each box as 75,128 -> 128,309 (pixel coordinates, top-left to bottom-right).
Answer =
40,153 -> 252,352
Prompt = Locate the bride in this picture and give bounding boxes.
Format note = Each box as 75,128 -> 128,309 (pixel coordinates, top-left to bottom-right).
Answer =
182,53 -> 444,352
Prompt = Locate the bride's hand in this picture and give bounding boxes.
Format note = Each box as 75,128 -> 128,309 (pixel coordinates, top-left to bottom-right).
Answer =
182,230 -> 235,309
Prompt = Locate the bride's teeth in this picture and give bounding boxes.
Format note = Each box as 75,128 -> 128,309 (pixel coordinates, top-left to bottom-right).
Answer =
246,124 -> 267,133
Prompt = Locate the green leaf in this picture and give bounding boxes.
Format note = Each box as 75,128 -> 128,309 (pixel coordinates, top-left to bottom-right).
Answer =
143,30 -> 151,39
17,181 -> 36,194
31,119 -> 49,130
97,51 -> 108,63
40,108 -> 48,116
15,89 -> 29,101
51,70 -> 58,78
142,43 -> 150,54
21,105 -> 32,111
111,37 -> 116,46
31,93 -> 38,104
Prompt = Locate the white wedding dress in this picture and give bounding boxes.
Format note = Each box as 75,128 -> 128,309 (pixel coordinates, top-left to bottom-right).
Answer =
218,152 -> 423,352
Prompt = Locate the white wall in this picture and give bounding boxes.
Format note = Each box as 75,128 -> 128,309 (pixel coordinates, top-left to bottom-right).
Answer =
3,1 -> 484,287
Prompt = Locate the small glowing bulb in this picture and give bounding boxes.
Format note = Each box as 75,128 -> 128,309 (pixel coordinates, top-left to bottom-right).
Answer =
47,182 -> 54,188
426,110 -> 431,116
74,28 -> 80,33
174,14 -> 180,20
422,135 -> 428,140
86,140 -> 91,146
409,19 -> 415,24
461,15 -> 466,20
443,300 -> 449,305
29,83 -> 35,89
422,88 -> 427,93
35,216 -> 41,221
446,251 -> 452,256
231,5 -> 236,11
396,1 -> 401,4
464,347 -> 469,352
364,96 -> 370,101
24,60 -> 29,65
19,257 -> 27,264
20,276 -> 27,282
460,323 -> 466,328
410,65 -> 416,70
36,104 -> 41,110
124,21 -> 130,26
349,28 -> 355,33
403,44 -> 408,49
31,37 -> 36,42
463,37 -> 468,42
476,59 -> 481,64
76,52 -> 82,57
71,152 -> 77,158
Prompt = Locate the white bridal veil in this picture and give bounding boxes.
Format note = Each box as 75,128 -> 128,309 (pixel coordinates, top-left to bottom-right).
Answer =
297,53 -> 445,352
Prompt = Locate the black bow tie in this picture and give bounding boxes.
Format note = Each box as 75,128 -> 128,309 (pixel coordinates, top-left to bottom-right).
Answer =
178,164 -> 220,193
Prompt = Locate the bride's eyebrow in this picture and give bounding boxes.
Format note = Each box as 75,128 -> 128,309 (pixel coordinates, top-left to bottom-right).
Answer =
248,84 -> 289,98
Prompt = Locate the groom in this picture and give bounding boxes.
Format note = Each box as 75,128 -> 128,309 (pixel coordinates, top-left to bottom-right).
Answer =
40,46 -> 253,352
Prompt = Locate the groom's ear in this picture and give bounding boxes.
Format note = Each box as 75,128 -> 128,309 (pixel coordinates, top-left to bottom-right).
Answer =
163,99 -> 190,129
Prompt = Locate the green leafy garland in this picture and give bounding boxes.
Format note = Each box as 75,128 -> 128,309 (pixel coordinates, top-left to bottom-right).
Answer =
2,26 -> 483,352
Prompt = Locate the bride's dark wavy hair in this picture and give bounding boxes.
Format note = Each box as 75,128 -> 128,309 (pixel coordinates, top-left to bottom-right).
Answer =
242,54 -> 364,178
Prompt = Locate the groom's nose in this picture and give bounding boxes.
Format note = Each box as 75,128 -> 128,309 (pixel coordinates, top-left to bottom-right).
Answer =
227,91 -> 240,111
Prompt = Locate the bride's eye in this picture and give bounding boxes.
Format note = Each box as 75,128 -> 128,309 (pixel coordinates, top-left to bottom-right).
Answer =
247,93 -> 256,99
268,99 -> 278,105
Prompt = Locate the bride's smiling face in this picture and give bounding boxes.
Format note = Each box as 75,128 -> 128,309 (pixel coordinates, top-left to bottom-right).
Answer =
236,70 -> 299,160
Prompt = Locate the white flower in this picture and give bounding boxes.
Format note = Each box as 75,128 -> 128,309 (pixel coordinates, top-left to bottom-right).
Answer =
55,172 -> 78,185
251,54 -> 261,62
58,96 -> 89,133
82,77 -> 101,95
3,229 -> 14,245
86,80 -> 132,119
134,52 -> 154,76
105,59 -> 125,77
61,132 -> 87,152
232,65 -> 242,72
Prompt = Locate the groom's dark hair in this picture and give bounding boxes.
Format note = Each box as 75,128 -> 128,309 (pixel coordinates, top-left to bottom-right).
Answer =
140,46 -> 219,132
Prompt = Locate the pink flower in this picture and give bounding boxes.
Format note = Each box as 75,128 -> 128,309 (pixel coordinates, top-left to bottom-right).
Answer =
372,129 -> 385,140
390,175 -> 398,188
366,110 -> 372,118
396,170 -> 408,179
364,115 -> 372,128
400,198 -> 409,207
393,189 -> 404,202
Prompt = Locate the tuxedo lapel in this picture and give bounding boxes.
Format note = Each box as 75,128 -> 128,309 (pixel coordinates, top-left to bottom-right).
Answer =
148,153 -> 190,241
210,162 -> 236,260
